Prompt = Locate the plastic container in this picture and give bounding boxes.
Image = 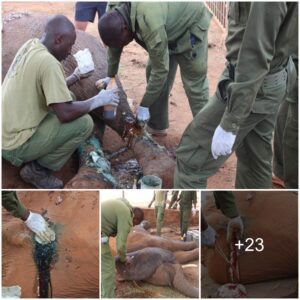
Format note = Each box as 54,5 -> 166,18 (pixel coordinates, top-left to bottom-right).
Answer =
139,175 -> 162,189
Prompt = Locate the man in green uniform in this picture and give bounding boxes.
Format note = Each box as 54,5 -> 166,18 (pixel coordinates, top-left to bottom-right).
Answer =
174,2 -> 298,188
201,191 -> 243,247
179,191 -> 197,241
168,190 -> 179,209
273,55 -> 298,189
101,198 -> 144,298
97,3 -> 211,135
2,14 -> 119,189
2,191 -> 54,243
151,191 -> 167,236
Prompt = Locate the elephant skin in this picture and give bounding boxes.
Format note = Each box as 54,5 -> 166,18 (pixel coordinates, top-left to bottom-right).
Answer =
2,12 -> 175,188
126,225 -> 198,253
116,247 -> 199,298
202,191 -> 298,284
2,191 -> 99,298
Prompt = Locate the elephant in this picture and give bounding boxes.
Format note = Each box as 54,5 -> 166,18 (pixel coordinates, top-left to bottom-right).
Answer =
2,12 -> 175,189
202,191 -> 298,284
108,222 -> 199,298
126,224 -> 198,253
115,247 -> 199,298
2,191 -> 99,298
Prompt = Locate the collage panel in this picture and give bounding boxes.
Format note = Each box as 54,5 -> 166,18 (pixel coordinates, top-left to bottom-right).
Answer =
101,190 -> 199,298
201,191 -> 298,298
2,190 -> 99,298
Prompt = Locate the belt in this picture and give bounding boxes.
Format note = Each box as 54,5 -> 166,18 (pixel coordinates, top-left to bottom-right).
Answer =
262,67 -> 287,89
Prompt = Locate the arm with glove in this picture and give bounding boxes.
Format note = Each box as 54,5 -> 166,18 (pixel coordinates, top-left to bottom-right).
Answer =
213,191 -> 244,243
2,191 -> 55,244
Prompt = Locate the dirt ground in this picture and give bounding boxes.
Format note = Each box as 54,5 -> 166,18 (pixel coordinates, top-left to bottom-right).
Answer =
2,191 -> 99,298
2,2 -> 238,189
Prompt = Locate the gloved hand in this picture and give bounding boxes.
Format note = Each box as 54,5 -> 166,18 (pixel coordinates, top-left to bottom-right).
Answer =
136,106 -> 150,123
73,67 -> 94,80
25,212 -> 55,244
90,87 -> 119,111
227,216 -> 244,244
211,125 -> 237,159
192,208 -> 198,217
201,224 -> 216,247
95,76 -> 112,90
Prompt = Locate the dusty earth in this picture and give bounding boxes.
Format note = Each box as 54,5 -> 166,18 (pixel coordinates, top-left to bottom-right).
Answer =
2,191 -> 99,298
1,2 -> 239,189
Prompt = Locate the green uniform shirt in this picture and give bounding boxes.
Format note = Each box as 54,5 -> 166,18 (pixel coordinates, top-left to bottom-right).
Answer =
101,198 -> 133,262
154,191 -> 167,207
2,38 -> 73,150
107,2 -> 211,107
2,191 -> 27,219
220,2 -> 298,133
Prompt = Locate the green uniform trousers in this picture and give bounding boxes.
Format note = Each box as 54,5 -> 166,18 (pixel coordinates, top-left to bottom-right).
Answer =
180,200 -> 192,237
101,243 -> 115,298
273,100 -> 298,188
2,112 -> 93,171
155,205 -> 165,236
146,32 -> 209,130
2,191 -> 27,219
213,191 -> 239,218
174,68 -> 287,189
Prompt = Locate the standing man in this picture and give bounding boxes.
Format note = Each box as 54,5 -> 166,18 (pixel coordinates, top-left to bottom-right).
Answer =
174,2 -> 298,188
101,198 -> 144,298
75,2 -> 107,31
2,191 -> 54,244
179,190 -> 197,241
273,54 -> 298,189
201,191 -> 243,247
151,191 -> 167,236
2,14 -> 119,189
168,190 -> 180,209
98,3 -> 211,136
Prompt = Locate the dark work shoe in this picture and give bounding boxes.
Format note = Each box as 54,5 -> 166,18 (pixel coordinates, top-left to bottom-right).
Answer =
20,161 -> 63,189
147,125 -> 168,137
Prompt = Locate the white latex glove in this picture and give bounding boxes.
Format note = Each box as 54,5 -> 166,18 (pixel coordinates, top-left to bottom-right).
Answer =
192,208 -> 197,217
90,87 -> 119,111
136,106 -> 150,122
201,224 -> 216,247
227,216 -> 244,244
211,125 -> 237,159
25,212 -> 54,244
95,76 -> 112,90
73,66 -> 94,80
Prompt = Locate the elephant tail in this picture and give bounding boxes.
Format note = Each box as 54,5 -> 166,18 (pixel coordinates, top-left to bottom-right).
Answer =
172,264 -> 199,298
174,248 -> 199,264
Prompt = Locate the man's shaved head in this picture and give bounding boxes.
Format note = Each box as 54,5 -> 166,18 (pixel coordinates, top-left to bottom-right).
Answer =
45,14 -> 75,38
41,14 -> 76,61
98,11 -> 133,48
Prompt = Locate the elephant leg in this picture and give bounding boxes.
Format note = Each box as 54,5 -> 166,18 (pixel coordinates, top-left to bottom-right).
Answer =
64,134 -> 117,189
174,248 -> 199,264
146,263 -> 199,298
